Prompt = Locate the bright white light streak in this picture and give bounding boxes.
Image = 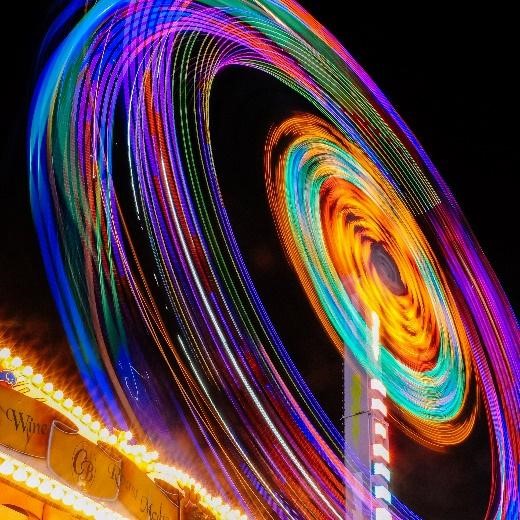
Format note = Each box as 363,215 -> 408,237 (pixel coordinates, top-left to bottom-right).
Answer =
374,485 -> 391,503
372,443 -> 390,463
370,378 -> 387,397
371,398 -> 387,416
371,311 -> 380,361
373,462 -> 391,481
375,507 -> 392,520
374,421 -> 387,439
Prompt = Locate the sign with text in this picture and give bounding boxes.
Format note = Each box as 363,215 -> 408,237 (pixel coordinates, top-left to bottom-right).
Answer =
0,384 -> 59,457
48,422 -> 121,500
120,458 -> 180,520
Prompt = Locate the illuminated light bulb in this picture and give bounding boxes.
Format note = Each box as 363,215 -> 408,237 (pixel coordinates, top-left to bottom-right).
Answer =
13,467 -> 28,482
124,430 -> 133,441
43,382 -> 54,394
73,498 -> 85,511
73,405 -> 83,417
142,452 -> 153,463
51,486 -> 65,500
133,447 -> 143,458
70,492 -> 82,505
374,485 -> 391,503
0,347 -> 11,359
38,480 -> 53,495
370,378 -> 387,397
99,428 -> 109,440
82,413 -> 92,424
107,434 -> 117,445
63,493 -> 74,506
82,501 -> 96,515
22,365 -> 33,377
370,398 -> 387,416
32,373 -> 44,386
26,474 -> 40,488
0,460 -> 15,475
373,443 -> 390,463
373,462 -> 391,481
374,421 -> 387,439
375,508 -> 392,520
11,356 -> 22,368
63,398 -> 73,409
91,420 -> 101,432
53,389 -> 64,401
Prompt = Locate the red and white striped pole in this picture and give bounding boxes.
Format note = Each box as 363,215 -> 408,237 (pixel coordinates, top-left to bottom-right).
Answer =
369,312 -> 391,520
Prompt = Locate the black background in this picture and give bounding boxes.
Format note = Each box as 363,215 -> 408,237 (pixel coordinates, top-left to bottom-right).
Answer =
0,2 -> 516,519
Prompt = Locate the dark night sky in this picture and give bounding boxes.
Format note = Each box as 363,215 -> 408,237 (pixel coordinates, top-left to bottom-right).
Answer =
0,2 -> 516,519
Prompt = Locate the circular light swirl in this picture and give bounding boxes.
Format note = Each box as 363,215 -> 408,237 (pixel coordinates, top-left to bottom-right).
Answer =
266,115 -> 477,447
28,1 -> 518,518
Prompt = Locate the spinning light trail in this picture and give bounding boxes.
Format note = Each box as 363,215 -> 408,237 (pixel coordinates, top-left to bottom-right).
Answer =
29,1 -> 518,518
266,115 -> 475,446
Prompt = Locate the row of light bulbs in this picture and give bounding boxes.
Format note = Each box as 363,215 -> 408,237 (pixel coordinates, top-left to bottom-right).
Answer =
0,450 -> 127,519
0,347 -> 246,519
